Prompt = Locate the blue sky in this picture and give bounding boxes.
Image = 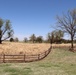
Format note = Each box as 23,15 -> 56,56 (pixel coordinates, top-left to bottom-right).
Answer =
0,0 -> 76,40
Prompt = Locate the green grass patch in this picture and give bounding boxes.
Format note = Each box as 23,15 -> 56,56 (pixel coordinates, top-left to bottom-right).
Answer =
3,66 -> 32,75
0,48 -> 76,75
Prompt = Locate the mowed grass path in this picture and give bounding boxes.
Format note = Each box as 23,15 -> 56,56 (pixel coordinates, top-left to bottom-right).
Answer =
0,48 -> 76,75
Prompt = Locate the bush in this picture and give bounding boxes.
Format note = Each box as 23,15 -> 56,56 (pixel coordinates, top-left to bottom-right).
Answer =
10,38 -> 14,42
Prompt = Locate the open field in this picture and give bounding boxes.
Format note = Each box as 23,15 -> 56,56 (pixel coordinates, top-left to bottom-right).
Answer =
0,42 -> 76,75
0,48 -> 76,75
0,42 -> 76,55
0,42 -> 51,55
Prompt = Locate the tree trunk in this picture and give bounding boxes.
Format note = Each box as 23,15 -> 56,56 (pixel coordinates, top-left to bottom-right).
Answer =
50,39 -> 52,48
71,40 -> 73,49
71,36 -> 74,51
0,37 -> 2,44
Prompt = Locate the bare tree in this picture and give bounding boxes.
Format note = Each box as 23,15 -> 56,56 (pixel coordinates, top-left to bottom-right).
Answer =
57,9 -> 76,50
54,30 -> 64,43
49,30 -> 64,44
0,18 -> 13,44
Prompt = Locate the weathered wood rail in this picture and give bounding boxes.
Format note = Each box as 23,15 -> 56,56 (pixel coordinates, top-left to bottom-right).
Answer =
0,46 -> 52,63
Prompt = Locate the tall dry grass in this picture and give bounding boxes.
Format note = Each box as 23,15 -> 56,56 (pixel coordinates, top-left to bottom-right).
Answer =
0,42 -> 50,55
0,42 -> 75,55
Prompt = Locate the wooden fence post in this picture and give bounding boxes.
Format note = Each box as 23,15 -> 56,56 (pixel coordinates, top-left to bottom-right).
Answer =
38,54 -> 40,60
45,51 -> 47,56
24,54 -> 26,62
3,54 -> 5,63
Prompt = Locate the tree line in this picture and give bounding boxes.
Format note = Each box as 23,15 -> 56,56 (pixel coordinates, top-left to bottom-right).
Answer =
10,34 -> 43,43
9,31 -> 76,44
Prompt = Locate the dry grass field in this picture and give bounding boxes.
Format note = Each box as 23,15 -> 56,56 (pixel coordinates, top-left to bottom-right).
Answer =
0,46 -> 76,75
0,42 -> 76,55
0,42 -> 51,55
0,42 -> 76,75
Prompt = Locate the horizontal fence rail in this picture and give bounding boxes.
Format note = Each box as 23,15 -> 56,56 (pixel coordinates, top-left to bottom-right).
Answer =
0,46 -> 52,63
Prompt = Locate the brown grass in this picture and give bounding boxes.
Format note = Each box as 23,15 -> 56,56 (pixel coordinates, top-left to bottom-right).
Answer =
0,42 -> 50,55
0,42 -> 75,55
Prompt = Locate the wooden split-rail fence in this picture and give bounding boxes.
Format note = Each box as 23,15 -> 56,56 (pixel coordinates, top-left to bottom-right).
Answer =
0,47 -> 52,63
